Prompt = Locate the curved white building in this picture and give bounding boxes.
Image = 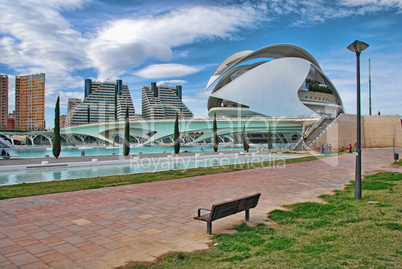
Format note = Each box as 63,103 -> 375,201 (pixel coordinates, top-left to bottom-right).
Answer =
207,44 -> 344,117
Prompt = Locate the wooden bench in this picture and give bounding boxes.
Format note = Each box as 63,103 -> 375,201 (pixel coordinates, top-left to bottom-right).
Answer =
194,193 -> 261,235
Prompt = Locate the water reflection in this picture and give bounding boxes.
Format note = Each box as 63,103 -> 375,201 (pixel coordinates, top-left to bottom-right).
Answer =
0,153 -> 299,186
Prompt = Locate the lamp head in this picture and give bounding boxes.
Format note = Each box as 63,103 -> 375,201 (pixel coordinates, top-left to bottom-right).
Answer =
347,40 -> 369,53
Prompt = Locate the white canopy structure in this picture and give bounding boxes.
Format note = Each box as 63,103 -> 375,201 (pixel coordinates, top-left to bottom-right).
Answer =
207,44 -> 344,117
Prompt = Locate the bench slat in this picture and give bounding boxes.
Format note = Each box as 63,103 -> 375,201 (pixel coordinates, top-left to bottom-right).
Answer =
194,193 -> 261,235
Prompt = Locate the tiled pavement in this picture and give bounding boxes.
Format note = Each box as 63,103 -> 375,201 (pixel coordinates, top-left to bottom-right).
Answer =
0,147 -> 400,268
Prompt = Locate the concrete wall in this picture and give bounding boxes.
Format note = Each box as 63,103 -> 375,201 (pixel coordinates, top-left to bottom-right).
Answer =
312,114 -> 401,150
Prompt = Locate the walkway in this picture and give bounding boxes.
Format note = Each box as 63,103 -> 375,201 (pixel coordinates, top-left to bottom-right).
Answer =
0,148 -> 400,268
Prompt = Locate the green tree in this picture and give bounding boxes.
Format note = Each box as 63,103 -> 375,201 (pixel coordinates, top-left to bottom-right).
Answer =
267,125 -> 273,150
52,96 -> 61,159
123,107 -> 130,156
174,112 -> 180,154
213,113 -> 219,152
242,125 -> 247,151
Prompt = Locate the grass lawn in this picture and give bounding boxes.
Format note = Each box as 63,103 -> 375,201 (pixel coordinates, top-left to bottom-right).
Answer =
124,172 -> 402,268
0,155 -> 323,200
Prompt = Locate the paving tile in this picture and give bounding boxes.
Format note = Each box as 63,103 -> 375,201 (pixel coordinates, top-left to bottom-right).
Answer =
47,258 -> 77,269
62,235 -> 87,245
0,245 -> 25,257
7,252 -> 39,267
142,228 -> 162,235
80,258 -> 108,269
37,252 -> 65,264
64,250 -> 93,263
15,237 -> 40,247
35,249 -> 58,258
40,236 -> 65,246
41,224 -> 63,233
18,225 -> 41,234
30,231 -> 53,240
138,214 -> 154,219
94,227 -> 119,237
19,261 -> 50,269
71,218 -> 92,226
93,219 -> 114,226
5,230 -> 29,240
0,261 -> 18,269
88,235 -> 114,245
53,230 -> 74,238
63,225 -> 86,233
0,254 -> 6,262
118,228 -> 142,237
76,242 -> 105,253
53,219 -> 75,227
0,238 -> 16,248
51,243 -> 80,255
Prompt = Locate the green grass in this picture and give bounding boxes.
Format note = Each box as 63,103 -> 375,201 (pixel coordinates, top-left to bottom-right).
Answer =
396,159 -> 402,166
123,172 -> 402,268
0,155 -> 322,200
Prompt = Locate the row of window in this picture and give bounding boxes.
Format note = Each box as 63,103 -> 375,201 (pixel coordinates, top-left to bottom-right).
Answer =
303,96 -> 333,102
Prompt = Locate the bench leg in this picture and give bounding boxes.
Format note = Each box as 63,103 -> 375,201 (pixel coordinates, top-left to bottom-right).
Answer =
207,222 -> 212,235
245,209 -> 250,221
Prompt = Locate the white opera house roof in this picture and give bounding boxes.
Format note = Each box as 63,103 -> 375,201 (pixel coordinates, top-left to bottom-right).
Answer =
206,44 -> 344,117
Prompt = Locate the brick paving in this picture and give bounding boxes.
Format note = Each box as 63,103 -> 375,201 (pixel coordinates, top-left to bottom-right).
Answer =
0,147 -> 400,268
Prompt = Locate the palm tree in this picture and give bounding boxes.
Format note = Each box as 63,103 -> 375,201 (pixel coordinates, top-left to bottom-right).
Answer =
52,96 -> 61,159
123,107 -> 130,156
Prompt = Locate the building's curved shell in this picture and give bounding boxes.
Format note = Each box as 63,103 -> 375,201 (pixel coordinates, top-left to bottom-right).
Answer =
207,44 -> 344,117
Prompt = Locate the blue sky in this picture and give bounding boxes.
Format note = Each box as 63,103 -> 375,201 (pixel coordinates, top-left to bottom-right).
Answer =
1,0 -> 401,128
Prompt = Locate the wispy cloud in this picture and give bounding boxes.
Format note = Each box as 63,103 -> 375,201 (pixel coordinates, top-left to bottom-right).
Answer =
88,4 -> 263,79
263,0 -> 402,27
135,64 -> 201,78
156,80 -> 187,86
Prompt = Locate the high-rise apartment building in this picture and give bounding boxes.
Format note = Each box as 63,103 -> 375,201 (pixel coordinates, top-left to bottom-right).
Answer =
15,73 -> 46,130
142,83 -> 193,120
7,112 -> 15,130
0,75 -> 8,129
66,79 -> 135,126
68,98 -> 82,114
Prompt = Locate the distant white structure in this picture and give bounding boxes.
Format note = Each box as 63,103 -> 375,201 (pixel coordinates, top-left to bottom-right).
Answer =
206,44 -> 344,118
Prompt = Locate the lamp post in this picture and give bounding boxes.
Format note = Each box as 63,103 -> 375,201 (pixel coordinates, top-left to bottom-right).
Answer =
347,40 -> 369,201
369,58 -> 372,115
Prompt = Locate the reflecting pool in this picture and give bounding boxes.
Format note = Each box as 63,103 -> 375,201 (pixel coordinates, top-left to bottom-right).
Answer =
0,153 -> 304,186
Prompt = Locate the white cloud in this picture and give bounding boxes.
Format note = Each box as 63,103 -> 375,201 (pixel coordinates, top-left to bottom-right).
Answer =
263,0 -> 402,27
0,0 -> 89,120
156,80 -> 187,86
0,1 -> 88,72
135,64 -> 201,78
87,39 -> 172,80
340,0 -> 402,8
87,4 -> 263,79
98,5 -> 261,47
